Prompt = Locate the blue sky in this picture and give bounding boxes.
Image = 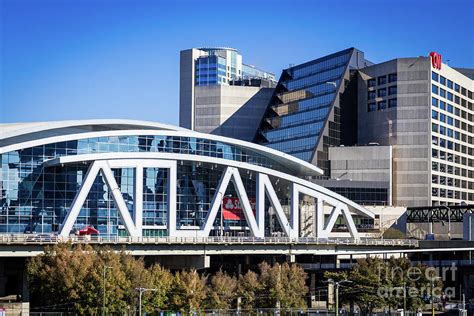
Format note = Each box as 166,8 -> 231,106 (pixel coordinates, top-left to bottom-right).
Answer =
1,0 -> 473,125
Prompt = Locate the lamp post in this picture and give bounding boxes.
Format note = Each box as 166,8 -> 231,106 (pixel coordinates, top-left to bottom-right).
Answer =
102,265 -> 112,316
135,287 -> 158,316
326,279 -> 352,315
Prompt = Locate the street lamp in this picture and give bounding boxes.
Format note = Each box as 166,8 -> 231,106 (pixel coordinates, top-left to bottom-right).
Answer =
102,265 -> 112,316
326,279 -> 352,315
135,287 -> 158,316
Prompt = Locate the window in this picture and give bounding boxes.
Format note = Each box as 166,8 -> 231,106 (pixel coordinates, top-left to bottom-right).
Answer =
388,73 -> 397,83
368,79 -> 376,87
440,101 -> 446,111
439,113 -> 446,122
432,110 -> 438,120
447,116 -> 453,126
439,125 -> 446,135
378,100 -> 387,110
432,72 -> 439,82
447,92 -> 453,101
368,91 -> 376,100
440,76 -> 446,85
378,76 -> 387,85
388,98 -> 397,108
454,83 -> 460,92
368,103 -> 377,112
432,97 -> 438,107
432,84 -> 438,94
447,104 -> 453,113
432,123 -> 438,132
388,86 -> 397,95
447,80 -> 453,89
440,88 -> 446,98
378,88 -> 387,97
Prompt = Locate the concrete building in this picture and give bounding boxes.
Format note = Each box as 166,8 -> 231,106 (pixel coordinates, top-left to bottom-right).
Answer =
179,47 -> 275,140
250,48 -> 473,207
358,55 -> 473,206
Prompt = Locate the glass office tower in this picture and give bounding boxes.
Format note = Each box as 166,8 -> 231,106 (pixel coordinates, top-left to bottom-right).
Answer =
255,48 -> 371,176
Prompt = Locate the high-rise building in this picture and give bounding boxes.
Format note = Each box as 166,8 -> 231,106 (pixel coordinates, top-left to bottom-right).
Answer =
251,48 -> 473,207
255,48 -> 372,175
179,47 -> 275,141
357,55 -> 473,206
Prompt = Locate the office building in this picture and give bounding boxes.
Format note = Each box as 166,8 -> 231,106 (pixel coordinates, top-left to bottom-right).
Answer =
251,48 -> 473,206
358,54 -> 473,206
179,47 -> 275,141
255,48 -> 372,175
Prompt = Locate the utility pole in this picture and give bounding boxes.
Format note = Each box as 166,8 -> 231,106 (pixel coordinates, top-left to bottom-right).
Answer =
326,279 -> 352,315
102,265 -> 111,316
135,287 -> 158,316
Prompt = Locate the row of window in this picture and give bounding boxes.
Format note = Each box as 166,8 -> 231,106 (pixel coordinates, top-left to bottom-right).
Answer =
431,187 -> 473,201
368,85 -> 397,100
432,97 -> 474,134
368,98 -> 397,112
367,73 -> 397,87
432,135 -> 474,156
432,83 -> 474,113
432,149 -> 474,167
432,159 -> 473,180
432,71 -> 473,100
290,53 -> 350,78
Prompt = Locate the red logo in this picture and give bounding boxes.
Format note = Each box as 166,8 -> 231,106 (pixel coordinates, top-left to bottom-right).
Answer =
430,52 -> 442,70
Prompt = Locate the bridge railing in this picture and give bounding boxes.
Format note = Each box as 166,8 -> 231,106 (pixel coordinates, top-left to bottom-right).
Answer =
0,234 -> 419,247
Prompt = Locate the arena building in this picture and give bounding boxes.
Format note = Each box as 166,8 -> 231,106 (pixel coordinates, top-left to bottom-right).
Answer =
0,119 -> 374,239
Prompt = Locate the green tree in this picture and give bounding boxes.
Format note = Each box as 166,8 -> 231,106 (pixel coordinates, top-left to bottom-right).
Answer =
168,269 -> 208,312
27,243 -> 132,314
205,269 -> 238,309
237,270 -> 262,310
383,227 -> 406,239
325,256 -> 444,315
144,264 -> 174,311
257,262 -> 308,308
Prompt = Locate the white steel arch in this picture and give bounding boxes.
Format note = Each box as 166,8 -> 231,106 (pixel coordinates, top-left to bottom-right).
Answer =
58,156 -> 374,239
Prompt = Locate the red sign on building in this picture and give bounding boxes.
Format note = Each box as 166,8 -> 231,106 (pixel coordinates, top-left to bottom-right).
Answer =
222,197 -> 256,221
430,52 -> 442,70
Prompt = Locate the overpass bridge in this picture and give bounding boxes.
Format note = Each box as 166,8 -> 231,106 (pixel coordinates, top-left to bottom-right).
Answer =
1,234 -> 473,258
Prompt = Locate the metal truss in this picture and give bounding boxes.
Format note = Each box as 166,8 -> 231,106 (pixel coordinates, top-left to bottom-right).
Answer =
407,205 -> 474,223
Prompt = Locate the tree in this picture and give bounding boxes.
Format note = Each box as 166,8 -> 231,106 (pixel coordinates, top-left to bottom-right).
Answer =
325,256 -> 444,315
27,243 -> 165,314
257,262 -> 308,309
237,270 -> 261,310
27,243 -> 133,314
383,227 -> 406,239
205,269 -> 238,309
168,269 -> 208,312
144,264 -> 174,311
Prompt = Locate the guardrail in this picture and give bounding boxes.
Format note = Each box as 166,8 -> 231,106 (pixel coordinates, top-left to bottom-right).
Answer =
0,234 -> 419,247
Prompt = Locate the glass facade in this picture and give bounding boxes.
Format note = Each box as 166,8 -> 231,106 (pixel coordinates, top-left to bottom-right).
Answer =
329,187 -> 389,206
194,48 -> 275,86
0,135 -> 297,235
256,48 -> 358,174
